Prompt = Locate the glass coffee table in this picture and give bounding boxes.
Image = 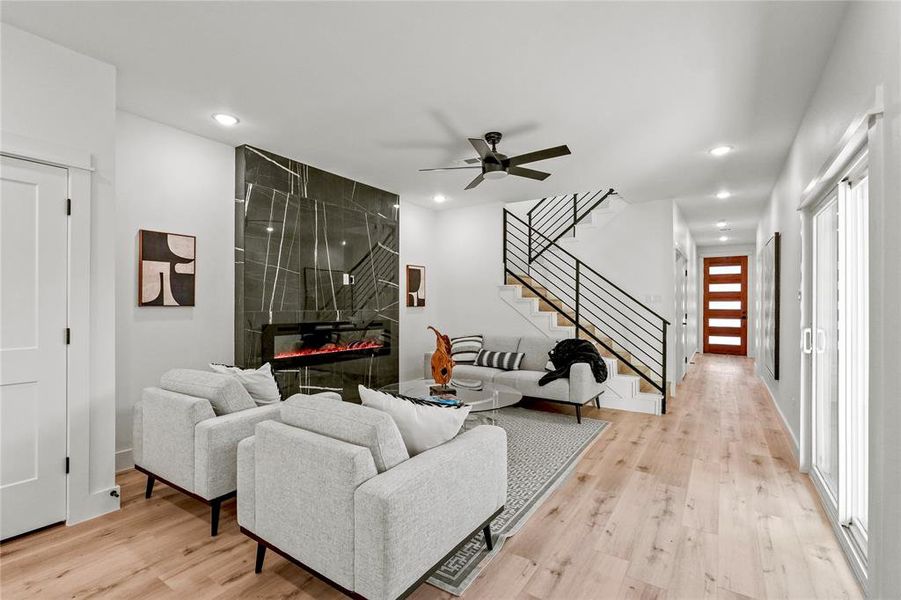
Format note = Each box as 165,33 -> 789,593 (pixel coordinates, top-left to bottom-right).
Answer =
380,378 -> 522,412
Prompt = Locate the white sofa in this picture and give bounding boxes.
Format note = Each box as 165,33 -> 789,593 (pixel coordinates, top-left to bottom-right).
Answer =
238,394 -> 507,600
424,334 -> 605,423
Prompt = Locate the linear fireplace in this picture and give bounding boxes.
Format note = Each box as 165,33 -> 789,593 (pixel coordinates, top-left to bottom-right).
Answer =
261,321 -> 390,369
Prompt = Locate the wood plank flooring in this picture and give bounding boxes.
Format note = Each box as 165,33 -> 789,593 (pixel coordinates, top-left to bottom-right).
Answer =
0,355 -> 863,599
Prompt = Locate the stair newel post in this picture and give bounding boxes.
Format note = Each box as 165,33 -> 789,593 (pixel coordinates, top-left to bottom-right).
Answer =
574,260 -> 581,337
572,193 -> 578,230
661,320 -> 668,414
503,209 -> 509,273
527,211 -> 533,264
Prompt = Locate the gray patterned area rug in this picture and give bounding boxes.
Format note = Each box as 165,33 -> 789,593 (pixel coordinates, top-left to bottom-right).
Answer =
427,407 -> 609,596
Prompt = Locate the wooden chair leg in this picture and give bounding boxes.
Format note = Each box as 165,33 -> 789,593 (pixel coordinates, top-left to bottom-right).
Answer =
210,499 -> 222,537
145,474 -> 155,499
483,524 -> 493,551
594,395 -> 601,409
255,542 -> 267,573
576,404 -> 582,424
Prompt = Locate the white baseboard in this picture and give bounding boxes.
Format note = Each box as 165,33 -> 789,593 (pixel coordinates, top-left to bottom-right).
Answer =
115,448 -> 134,473
760,377 -> 800,462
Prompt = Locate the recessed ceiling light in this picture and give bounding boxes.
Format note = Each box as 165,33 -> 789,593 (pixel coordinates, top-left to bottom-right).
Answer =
265,225 -> 274,233
212,113 -> 239,126
341,240 -> 347,246
716,190 -> 731,199
716,220 -> 727,228
433,194 -> 446,204
719,235 -> 729,242
709,145 -> 733,157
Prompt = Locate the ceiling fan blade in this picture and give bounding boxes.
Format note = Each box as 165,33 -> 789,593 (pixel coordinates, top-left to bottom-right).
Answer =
507,166 -> 551,181
464,157 -> 481,164
419,166 -> 482,172
507,145 -> 571,167
468,138 -> 491,159
464,173 -> 485,190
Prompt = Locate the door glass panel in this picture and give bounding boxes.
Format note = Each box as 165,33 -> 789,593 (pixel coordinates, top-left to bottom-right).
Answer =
708,336 -> 741,346
709,265 -> 741,275
708,283 -> 741,292
813,198 -> 839,500
709,301 -> 741,310
709,318 -> 741,328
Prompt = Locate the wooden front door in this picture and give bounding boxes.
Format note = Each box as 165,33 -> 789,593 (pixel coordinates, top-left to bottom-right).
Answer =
703,256 -> 748,355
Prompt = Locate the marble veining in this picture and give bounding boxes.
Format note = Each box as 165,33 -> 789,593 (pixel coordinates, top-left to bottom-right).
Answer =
235,145 -> 400,399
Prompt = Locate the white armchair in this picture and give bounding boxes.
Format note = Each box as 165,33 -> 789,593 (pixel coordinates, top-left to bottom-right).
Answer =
133,369 -> 281,536
238,394 -> 507,600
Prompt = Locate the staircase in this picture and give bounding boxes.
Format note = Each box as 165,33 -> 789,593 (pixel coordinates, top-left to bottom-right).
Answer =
501,191 -> 669,415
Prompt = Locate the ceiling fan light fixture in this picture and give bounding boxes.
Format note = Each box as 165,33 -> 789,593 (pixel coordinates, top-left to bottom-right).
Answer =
484,170 -> 508,180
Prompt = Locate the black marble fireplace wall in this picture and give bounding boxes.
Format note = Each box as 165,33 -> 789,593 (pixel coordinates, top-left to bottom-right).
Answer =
235,145 -> 399,399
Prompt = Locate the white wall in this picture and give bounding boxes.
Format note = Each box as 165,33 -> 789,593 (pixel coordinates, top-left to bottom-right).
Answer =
754,3 -> 900,597
398,203 -> 440,380
429,202 -> 539,339
673,202 -> 699,376
0,24 -> 118,522
114,111 -> 235,469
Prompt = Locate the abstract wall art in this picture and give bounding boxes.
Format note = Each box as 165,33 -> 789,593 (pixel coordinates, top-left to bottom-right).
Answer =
760,232 -> 780,379
406,265 -> 425,307
139,229 -> 196,306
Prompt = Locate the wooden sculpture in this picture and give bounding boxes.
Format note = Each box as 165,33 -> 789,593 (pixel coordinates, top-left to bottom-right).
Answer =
428,326 -> 454,388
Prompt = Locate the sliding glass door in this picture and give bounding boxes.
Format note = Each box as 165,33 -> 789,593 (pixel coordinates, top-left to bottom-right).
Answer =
811,195 -> 840,503
806,151 -> 869,574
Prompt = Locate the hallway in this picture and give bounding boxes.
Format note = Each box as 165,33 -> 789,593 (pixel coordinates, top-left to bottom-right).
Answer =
450,354 -> 864,599
0,356 -> 864,599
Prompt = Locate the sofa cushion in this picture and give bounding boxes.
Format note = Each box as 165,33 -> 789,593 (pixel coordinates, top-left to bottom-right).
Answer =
209,362 -> 281,405
482,335 -> 521,353
474,349 -> 525,371
359,386 -> 471,456
493,370 -> 571,403
160,369 -> 256,416
518,337 -> 560,372
450,334 -> 483,364
450,364 -> 504,383
281,394 -> 409,472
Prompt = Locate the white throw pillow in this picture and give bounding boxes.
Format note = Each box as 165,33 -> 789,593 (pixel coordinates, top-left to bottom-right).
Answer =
358,385 -> 471,456
209,362 -> 281,405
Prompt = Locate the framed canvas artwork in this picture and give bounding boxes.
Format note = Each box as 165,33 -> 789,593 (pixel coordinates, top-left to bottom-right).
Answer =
760,232 -> 781,379
406,265 -> 425,307
139,229 -> 196,306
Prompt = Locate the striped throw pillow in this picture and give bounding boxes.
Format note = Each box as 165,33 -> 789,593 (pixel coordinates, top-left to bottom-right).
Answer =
451,334 -> 483,364
474,349 -> 525,371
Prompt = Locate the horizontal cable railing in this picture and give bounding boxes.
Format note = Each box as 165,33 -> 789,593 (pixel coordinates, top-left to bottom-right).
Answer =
527,188 -> 616,262
503,208 -> 669,404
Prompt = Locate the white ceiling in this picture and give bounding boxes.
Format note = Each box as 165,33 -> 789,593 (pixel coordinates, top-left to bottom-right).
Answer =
2,1 -> 845,246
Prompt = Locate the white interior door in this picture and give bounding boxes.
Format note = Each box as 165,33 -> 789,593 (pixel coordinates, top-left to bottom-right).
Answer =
674,251 -> 687,380
0,156 -> 68,540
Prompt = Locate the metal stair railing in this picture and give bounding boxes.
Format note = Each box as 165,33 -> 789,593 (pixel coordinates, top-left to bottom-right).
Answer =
526,188 -> 616,262
503,209 -> 670,411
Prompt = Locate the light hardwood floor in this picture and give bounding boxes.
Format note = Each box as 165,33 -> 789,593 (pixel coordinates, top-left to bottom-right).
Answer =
0,355 -> 863,599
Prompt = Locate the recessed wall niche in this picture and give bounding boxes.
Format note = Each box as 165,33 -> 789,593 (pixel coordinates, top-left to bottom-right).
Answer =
234,145 -> 399,400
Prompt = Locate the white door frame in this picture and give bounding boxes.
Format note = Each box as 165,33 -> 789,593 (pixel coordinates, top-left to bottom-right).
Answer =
1,130 -> 120,526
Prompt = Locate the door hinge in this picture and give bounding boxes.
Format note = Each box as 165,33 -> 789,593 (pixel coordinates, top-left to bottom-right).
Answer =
685,356 -> 688,363
65,457 -> 70,474
685,269 -> 688,277
67,198 -> 71,215
65,328 -> 71,344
